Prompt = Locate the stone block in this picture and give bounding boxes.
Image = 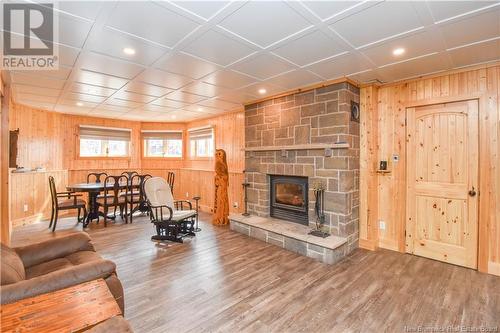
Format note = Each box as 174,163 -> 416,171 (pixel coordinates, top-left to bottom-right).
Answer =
315,91 -> 338,102
324,157 -> 348,170
284,237 -> 307,256
307,243 -> 326,254
294,125 -> 311,144
319,113 -> 349,127
231,222 -> 250,236
324,245 -> 346,265
250,227 -> 268,242
338,170 -> 355,192
280,107 -> 301,127
275,127 -> 288,139
324,192 -> 351,215
315,82 -> 346,94
261,129 -> 275,146
326,101 -> 339,113
246,114 -> 264,126
295,91 -> 315,105
301,103 -> 325,117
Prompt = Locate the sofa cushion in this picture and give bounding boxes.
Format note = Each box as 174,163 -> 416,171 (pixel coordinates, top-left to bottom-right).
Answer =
1,244 -> 26,285
26,251 -> 103,279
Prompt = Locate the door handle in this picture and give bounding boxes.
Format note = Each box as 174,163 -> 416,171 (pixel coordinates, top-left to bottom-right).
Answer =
468,187 -> 477,197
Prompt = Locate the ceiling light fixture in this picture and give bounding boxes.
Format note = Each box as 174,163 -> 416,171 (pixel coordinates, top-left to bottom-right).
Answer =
392,48 -> 405,56
123,47 -> 136,55
171,115 -> 177,119
197,107 -> 203,112
258,88 -> 267,94
76,102 -> 83,106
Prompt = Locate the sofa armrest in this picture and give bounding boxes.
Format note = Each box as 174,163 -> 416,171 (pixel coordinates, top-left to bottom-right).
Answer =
0,259 -> 116,305
14,232 -> 95,268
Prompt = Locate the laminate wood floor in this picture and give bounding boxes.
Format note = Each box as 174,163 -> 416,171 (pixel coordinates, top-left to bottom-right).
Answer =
12,213 -> 500,333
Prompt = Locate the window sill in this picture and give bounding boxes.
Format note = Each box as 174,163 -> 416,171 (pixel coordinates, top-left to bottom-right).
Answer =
77,156 -> 131,160
143,157 -> 183,160
189,157 -> 214,161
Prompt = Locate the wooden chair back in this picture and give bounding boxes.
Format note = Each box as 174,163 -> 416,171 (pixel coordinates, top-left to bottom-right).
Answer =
130,174 -> 152,203
103,175 -> 129,204
121,171 -> 139,180
87,172 -> 107,183
167,172 -> 175,192
48,176 -> 57,207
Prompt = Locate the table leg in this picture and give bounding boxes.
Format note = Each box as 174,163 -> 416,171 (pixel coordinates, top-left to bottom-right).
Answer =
84,192 -> 100,227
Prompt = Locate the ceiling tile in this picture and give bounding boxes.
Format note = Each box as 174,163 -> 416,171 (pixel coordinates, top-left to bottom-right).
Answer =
272,30 -> 348,66
11,73 -> 66,90
202,70 -> 257,89
74,70 -> 129,89
427,1 -> 497,22
96,104 -> 131,113
105,98 -> 143,109
199,98 -> 241,110
219,1 -> 312,48
13,85 -> 62,97
89,110 -> 128,119
165,91 -> 206,103
301,1 -> 364,21
360,31 -> 446,66
265,70 -> 323,89
377,53 -> 449,82
170,1 -> 229,20
56,1 -> 104,21
56,11 -> 94,48
305,52 -> 372,79
347,70 -> 382,84
142,104 -> 177,113
63,92 -> 107,103
113,91 -> 156,103
58,44 -> 81,67
237,82 -> 287,98
69,82 -> 117,97
79,52 -> 145,79
17,100 -> 54,111
54,104 -> 92,115
448,38 -> 500,68
183,104 -> 219,113
151,98 -> 189,109
154,52 -> 220,80
217,90 -> 257,104
137,69 -> 192,90
17,94 -> 59,104
124,81 -> 172,97
231,53 -> 295,80
181,81 -> 229,97
183,30 -> 256,66
18,66 -> 72,80
438,9 -> 500,48
87,27 -> 169,66
106,1 -> 199,48
329,2 -> 423,48
58,99 -> 98,108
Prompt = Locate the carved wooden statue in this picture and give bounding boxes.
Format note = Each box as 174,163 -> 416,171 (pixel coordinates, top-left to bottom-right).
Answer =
213,149 -> 229,225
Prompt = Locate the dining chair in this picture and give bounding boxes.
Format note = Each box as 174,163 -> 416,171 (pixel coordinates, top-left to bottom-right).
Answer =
123,173 -> 152,223
96,175 -> 129,226
121,171 -> 139,180
86,172 -> 107,183
167,172 -> 175,192
48,176 -> 87,232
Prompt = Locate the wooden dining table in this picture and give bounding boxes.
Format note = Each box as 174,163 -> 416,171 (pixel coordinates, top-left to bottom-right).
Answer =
67,182 -> 135,227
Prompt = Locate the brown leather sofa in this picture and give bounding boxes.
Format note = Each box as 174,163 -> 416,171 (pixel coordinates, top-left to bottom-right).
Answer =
1,232 -> 124,313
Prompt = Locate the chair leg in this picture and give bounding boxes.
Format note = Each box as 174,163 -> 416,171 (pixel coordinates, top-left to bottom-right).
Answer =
82,206 -> 88,228
104,207 -> 108,227
49,206 -> 55,229
77,207 -> 81,223
52,209 -> 59,232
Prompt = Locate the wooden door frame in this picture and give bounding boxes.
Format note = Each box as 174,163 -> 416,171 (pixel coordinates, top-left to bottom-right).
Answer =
404,94 -> 488,272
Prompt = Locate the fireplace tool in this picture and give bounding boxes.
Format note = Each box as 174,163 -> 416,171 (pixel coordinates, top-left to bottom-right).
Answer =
308,185 -> 330,238
193,196 -> 201,232
242,182 -> 250,216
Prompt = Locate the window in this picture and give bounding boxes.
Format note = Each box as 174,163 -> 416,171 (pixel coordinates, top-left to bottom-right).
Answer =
188,127 -> 214,158
79,125 -> 131,157
142,131 -> 183,157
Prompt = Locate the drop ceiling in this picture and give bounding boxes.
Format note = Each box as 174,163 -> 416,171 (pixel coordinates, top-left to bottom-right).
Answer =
3,0 -> 500,122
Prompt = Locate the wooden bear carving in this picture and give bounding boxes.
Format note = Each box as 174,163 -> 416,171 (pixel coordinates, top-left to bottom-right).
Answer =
213,149 -> 229,225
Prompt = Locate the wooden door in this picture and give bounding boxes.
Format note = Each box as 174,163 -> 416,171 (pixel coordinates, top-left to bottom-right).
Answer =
406,100 -> 479,268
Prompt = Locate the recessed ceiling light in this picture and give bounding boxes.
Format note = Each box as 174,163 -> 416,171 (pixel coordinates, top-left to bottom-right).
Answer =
76,102 -> 83,106
392,48 -> 405,56
123,47 -> 136,55
197,107 -> 203,112
171,115 -> 177,119
258,88 -> 267,94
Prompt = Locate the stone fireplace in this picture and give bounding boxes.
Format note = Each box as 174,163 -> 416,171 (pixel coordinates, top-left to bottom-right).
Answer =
230,80 -> 360,264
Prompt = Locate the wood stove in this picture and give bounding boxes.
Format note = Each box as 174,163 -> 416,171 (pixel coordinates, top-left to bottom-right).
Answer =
270,175 -> 308,225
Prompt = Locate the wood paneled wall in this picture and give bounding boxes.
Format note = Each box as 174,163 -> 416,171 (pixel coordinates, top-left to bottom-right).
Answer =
8,102 -> 245,227
359,64 -> 500,276
1,74 -> 10,244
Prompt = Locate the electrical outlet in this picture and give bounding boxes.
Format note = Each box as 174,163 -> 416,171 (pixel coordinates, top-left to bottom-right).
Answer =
379,220 -> 386,230
23,204 -> 29,212
233,202 -> 239,208
185,192 -> 189,198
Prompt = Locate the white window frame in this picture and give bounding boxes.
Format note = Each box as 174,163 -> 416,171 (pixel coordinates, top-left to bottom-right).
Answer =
142,130 -> 183,158
188,126 -> 214,158
79,125 -> 131,158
